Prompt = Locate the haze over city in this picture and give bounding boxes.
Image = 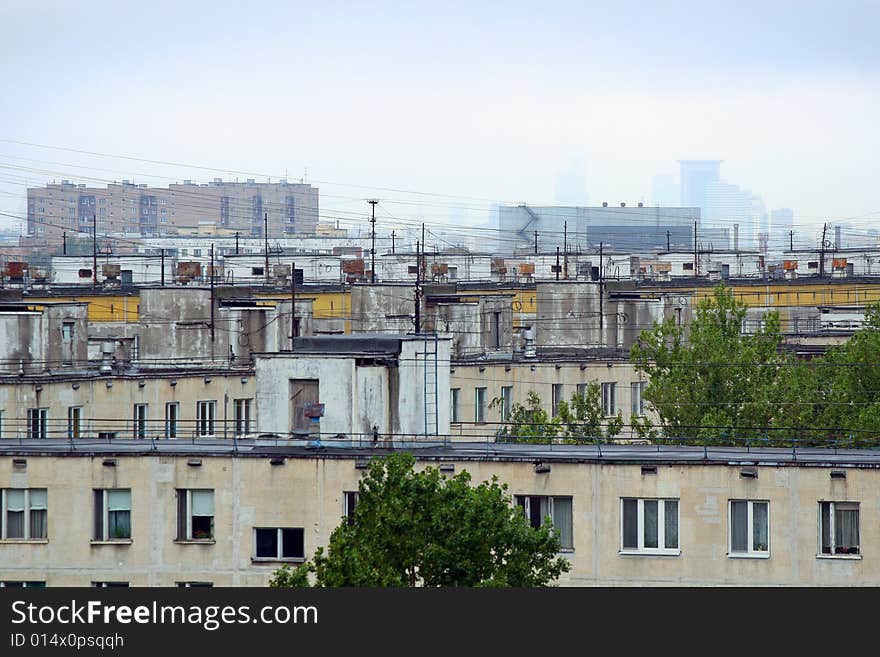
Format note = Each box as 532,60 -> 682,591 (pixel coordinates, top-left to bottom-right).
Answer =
2,0 -> 878,239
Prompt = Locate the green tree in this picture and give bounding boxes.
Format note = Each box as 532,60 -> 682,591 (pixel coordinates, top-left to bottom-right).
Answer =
270,452 -> 570,587
630,284 -> 791,444
493,385 -> 624,443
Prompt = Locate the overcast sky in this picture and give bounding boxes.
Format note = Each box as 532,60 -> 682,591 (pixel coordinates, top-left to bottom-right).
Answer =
1,0 -> 878,236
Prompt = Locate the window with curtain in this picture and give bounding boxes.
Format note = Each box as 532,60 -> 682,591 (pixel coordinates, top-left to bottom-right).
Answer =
620,498 -> 679,554
2,489 -> 47,540
514,495 -> 574,550
190,490 -> 214,540
820,502 -> 859,555
729,500 -> 769,556
176,489 -> 214,541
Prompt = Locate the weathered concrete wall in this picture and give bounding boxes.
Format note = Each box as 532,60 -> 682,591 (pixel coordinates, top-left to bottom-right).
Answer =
2,452 -> 878,586
0,373 -> 256,440
0,311 -> 44,374
138,288 -> 231,365
350,285 -> 418,333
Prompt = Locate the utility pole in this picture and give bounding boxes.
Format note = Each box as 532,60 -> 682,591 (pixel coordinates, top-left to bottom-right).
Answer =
235,231 -> 240,255
209,244 -> 215,344
264,212 -> 270,285
391,230 -> 396,254
160,249 -> 165,287
563,220 -> 568,279
534,230 -> 538,254
290,260 -> 296,351
421,222 -> 426,282
819,223 -> 827,277
62,231 -> 67,255
92,214 -> 97,287
790,230 -> 794,252
666,230 -> 670,252
368,199 -> 378,283
414,240 -> 421,334
555,247 -> 560,281
693,221 -> 698,276
599,241 -> 604,335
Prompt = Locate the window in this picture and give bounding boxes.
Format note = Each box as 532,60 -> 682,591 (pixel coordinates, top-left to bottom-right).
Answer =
92,581 -> 129,587
729,500 -> 769,556
2,489 -> 47,540
601,383 -> 616,417
176,489 -> 214,541
631,382 -> 646,417
450,388 -> 461,423
234,398 -> 252,436
552,384 -> 564,417
819,502 -> 859,556
344,491 -> 359,526
500,386 -> 513,422
165,402 -> 179,439
492,311 -> 501,349
133,404 -> 148,439
93,489 -> 131,541
0,581 -> 45,587
474,387 -> 487,423
683,262 -> 694,271
515,495 -> 573,550
27,408 -> 47,439
61,322 -> 74,343
621,498 -> 679,555
196,401 -> 216,437
576,383 -> 588,398
251,267 -> 264,276
254,527 -> 305,561
176,581 -> 213,587
67,407 -> 81,439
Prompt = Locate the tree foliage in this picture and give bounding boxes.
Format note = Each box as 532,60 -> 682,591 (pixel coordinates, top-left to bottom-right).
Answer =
493,384 -> 624,443
631,283 -> 880,446
270,452 -> 570,587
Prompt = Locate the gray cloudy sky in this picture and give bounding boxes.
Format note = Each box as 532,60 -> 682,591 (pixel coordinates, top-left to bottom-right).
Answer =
1,0 -> 878,235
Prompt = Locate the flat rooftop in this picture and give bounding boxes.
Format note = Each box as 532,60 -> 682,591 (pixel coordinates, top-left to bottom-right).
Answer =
2,439 -> 880,468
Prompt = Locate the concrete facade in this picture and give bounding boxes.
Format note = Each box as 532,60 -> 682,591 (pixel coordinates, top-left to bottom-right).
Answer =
27,179 -> 318,242
254,335 -> 451,439
1,444 -> 879,586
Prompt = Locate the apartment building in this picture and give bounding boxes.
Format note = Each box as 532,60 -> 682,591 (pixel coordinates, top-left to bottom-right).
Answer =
0,442 -> 877,586
26,179 -> 319,242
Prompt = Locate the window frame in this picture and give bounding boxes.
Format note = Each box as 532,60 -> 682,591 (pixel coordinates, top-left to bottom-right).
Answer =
619,497 -> 680,556
514,495 -> 574,552
728,499 -> 770,558
343,491 -> 359,526
27,408 -> 48,440
500,386 -> 513,422
233,398 -> 252,436
450,388 -> 461,424
1,488 -> 48,541
601,382 -> 616,417
92,488 -> 132,543
818,501 -> 861,558
175,489 -> 215,542
474,387 -> 487,423
252,527 -> 306,562
67,406 -> 82,440
165,402 -> 179,439
133,403 -> 148,439
551,383 -> 564,418
630,381 -> 646,417
196,400 -> 216,437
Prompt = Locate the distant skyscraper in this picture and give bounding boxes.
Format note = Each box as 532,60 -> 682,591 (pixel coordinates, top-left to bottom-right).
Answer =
704,180 -> 765,249
651,174 -> 679,207
679,160 -> 722,217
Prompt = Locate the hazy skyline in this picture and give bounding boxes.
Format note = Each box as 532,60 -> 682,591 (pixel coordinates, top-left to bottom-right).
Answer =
2,1 -> 878,237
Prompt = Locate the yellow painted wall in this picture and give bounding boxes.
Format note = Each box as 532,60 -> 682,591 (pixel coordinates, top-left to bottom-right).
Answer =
28,295 -> 139,322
